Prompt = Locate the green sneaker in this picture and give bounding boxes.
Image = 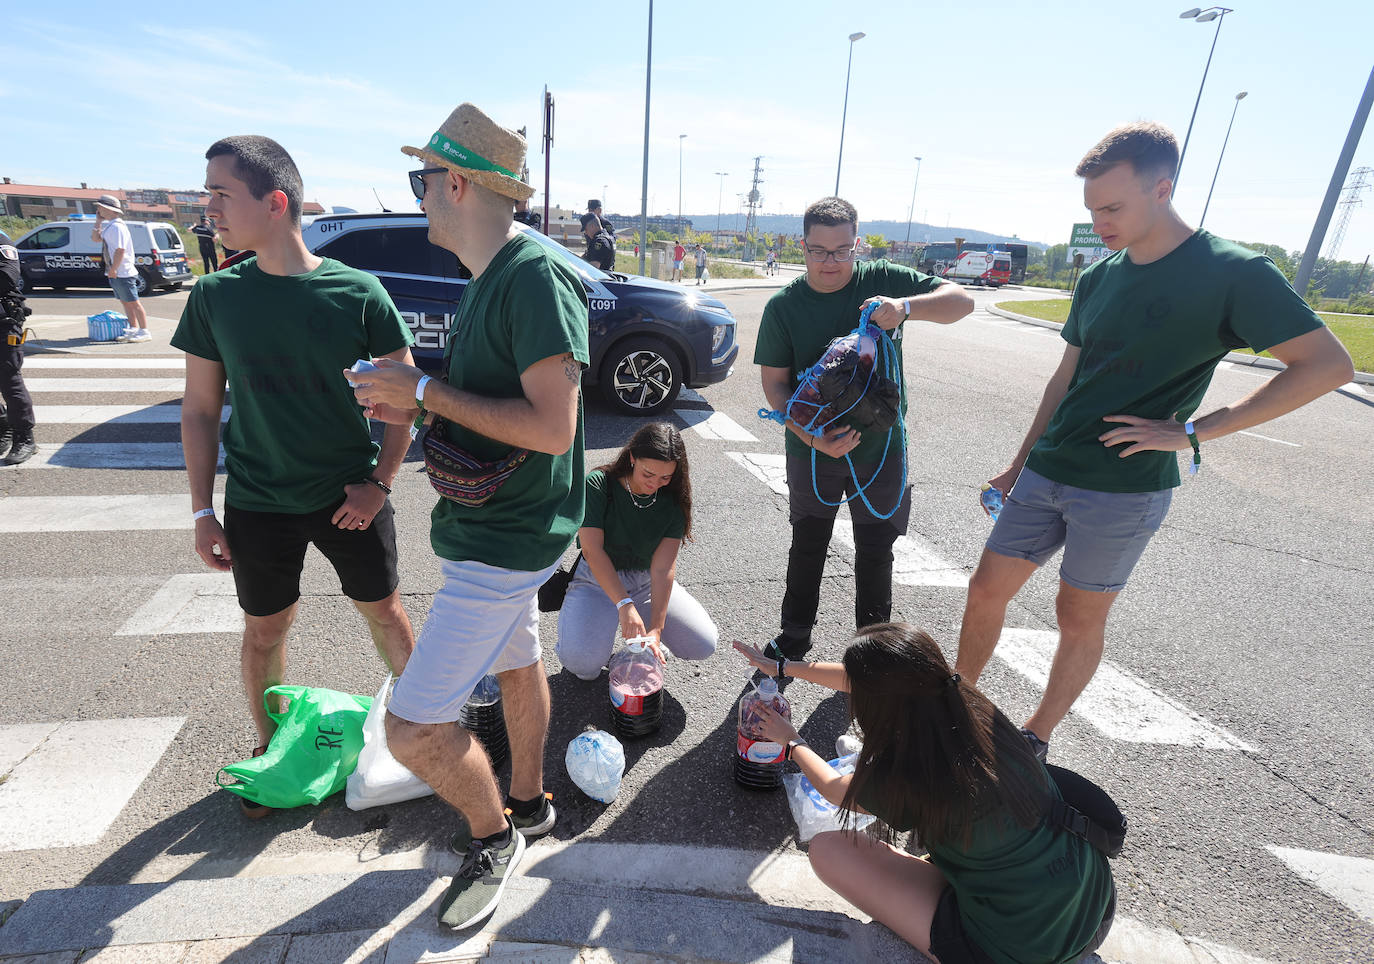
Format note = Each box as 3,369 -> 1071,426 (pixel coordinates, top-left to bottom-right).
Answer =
506,792 -> 556,838
438,820 -> 526,931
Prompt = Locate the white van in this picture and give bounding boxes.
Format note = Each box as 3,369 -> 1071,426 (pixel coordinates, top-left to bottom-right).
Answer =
942,249 -> 1012,287
14,216 -> 193,293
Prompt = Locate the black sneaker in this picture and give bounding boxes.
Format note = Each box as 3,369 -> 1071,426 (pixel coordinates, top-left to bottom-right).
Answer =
5,436 -> 34,465
1021,726 -> 1050,763
762,634 -> 811,662
438,819 -> 526,930
0,426 -> 11,460
506,792 -> 556,839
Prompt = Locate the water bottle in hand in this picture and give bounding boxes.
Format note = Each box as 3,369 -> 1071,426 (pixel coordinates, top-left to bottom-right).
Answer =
980,484 -> 1003,523
345,358 -> 377,384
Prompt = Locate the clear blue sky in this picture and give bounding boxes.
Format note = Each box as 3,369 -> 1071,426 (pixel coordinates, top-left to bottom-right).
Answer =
4,1 -> 1373,259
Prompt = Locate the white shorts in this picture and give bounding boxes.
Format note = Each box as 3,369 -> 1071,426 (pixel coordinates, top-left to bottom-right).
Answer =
388,556 -> 559,724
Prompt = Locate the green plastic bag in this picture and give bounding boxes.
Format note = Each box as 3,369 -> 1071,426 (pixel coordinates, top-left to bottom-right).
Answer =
217,685 -> 373,809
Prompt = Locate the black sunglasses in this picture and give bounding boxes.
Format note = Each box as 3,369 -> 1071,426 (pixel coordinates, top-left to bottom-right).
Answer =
409,167 -> 448,201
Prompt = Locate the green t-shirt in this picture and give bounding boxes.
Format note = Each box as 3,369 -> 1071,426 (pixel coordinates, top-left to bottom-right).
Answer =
429,233 -> 590,571
1026,230 -> 1323,492
753,259 -> 942,462
170,256 -> 413,514
858,762 -> 1113,964
579,469 -> 686,571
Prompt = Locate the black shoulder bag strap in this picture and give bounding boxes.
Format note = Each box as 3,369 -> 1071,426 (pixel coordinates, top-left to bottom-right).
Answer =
1045,764 -> 1128,859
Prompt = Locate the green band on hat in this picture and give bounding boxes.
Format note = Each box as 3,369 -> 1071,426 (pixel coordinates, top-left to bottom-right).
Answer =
427,133 -> 518,179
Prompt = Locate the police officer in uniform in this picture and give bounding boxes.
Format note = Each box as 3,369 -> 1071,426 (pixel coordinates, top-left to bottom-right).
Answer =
0,239 -> 36,465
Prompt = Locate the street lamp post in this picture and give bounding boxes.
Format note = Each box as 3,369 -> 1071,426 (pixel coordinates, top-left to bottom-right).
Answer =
1200,91 -> 1246,228
638,0 -> 653,275
834,31 -> 865,197
714,171 -> 728,232
1175,6 -> 1234,197
678,133 -> 687,236
904,155 -> 923,243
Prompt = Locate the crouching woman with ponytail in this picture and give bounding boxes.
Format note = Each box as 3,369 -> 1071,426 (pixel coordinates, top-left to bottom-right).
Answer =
733,624 -> 1115,964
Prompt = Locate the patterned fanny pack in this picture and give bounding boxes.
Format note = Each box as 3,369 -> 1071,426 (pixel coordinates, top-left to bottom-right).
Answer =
421,417 -> 530,507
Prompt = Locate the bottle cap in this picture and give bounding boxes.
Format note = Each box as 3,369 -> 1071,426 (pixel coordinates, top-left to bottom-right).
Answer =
756,677 -> 778,698
624,636 -> 652,653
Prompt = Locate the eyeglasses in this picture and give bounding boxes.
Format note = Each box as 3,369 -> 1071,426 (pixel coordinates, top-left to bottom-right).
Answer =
804,244 -> 857,263
409,167 -> 448,201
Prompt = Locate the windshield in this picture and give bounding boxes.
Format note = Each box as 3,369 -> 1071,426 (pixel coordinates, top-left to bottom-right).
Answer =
514,223 -> 613,282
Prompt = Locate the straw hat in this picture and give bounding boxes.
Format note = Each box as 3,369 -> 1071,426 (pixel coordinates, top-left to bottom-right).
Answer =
94,194 -> 124,215
402,103 -> 534,202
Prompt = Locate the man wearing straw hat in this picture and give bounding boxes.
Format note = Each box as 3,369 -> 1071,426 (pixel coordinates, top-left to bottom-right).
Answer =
92,195 -> 151,342
348,102 -> 589,932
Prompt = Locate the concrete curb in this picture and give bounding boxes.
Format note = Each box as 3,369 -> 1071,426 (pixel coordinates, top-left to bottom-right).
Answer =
985,304 -> 1374,385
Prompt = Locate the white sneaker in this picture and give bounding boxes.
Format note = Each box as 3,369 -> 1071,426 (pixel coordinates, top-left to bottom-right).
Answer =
127,329 -> 152,343
115,327 -> 136,343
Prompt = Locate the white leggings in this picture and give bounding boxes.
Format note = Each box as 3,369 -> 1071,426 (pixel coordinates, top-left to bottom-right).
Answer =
555,564 -> 718,680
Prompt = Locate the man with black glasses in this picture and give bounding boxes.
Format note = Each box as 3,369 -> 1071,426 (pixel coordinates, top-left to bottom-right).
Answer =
754,197 -> 972,663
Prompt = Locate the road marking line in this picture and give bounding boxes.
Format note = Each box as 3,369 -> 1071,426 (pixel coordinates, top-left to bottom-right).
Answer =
995,629 -> 1257,751
675,408 -> 757,442
1237,429 -> 1300,447
23,378 -> 188,393
31,404 -> 228,424
1266,846 -> 1374,926
729,452 -> 966,586
24,357 -> 186,369
0,722 -> 61,776
0,717 -> 185,851
1339,380 -> 1369,395
0,494 -> 226,532
117,572 -> 242,636
0,442 -> 222,470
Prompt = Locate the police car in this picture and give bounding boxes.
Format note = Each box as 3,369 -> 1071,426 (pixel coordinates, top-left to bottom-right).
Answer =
301,213 -> 738,416
13,216 -> 193,294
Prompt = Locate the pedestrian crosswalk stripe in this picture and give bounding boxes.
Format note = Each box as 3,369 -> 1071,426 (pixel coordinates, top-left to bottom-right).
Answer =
994,629 -> 1258,752
31,405 -> 228,424
118,573 -> 242,636
24,378 -> 189,393
0,495 -> 226,532
0,442 -> 221,470
0,717 -> 185,851
25,357 -> 186,369
1266,846 -> 1374,925
675,408 -> 757,442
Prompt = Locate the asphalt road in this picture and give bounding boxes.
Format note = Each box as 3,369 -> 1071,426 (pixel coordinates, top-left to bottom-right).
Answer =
1,282 -> 1371,962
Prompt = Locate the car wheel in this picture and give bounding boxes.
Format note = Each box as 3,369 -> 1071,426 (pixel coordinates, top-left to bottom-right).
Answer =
599,336 -> 683,417
133,273 -> 149,295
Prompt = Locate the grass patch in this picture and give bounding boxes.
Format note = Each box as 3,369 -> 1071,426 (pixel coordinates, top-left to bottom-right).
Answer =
613,252 -> 761,279
995,299 -> 1373,373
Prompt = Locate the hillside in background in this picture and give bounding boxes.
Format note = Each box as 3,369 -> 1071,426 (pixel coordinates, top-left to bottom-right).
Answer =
612,212 -> 1047,249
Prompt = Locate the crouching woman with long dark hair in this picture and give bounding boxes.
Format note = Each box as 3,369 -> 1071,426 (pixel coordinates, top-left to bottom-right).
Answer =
733,625 -> 1115,964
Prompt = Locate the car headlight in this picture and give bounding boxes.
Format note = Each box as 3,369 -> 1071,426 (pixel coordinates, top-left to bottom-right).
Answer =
711,324 -> 730,354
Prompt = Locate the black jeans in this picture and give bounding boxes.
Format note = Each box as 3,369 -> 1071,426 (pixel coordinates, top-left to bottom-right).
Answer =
198,242 -> 219,273
0,342 -> 34,437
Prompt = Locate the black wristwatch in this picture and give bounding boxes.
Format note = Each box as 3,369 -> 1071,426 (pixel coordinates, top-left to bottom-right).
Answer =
785,739 -> 807,762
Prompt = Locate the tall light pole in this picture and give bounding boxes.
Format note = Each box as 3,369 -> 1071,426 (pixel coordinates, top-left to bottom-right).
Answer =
904,155 -> 924,242
1174,6 -> 1234,197
678,133 -> 687,236
834,31 -> 865,197
1200,91 -> 1246,228
714,171 -> 728,232
638,0 -> 653,275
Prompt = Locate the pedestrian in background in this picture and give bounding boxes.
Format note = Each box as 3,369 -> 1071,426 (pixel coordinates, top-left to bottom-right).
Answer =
0,237 -> 36,465
672,238 -> 686,283
191,214 -> 219,272
581,212 -> 616,271
92,195 -> 150,343
954,122 -> 1354,762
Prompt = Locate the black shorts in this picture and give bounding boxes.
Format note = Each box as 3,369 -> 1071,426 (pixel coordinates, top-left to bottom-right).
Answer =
929,883 -> 1117,964
223,498 -> 400,617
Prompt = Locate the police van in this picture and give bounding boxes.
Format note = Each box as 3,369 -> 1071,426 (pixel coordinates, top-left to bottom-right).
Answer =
14,216 -> 193,294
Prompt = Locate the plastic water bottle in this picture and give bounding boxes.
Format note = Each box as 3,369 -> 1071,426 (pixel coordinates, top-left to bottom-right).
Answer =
565,728 -> 625,803
608,637 -> 664,738
734,677 -> 791,790
980,484 -> 1003,523
458,675 -> 508,769
349,358 -> 378,375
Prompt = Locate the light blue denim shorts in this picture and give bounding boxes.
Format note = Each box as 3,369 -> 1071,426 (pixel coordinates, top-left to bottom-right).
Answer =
986,467 -> 1173,592
109,276 -> 140,303
389,556 -> 560,724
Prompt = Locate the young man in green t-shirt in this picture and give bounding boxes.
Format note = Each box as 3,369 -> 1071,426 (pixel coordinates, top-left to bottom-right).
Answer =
347,103 -> 588,932
754,198 -> 973,661
173,136 -> 418,816
955,122 -> 1355,760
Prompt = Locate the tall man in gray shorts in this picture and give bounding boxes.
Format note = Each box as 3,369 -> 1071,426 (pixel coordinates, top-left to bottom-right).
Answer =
755,197 -> 972,662
349,102 -> 588,932
954,122 -> 1354,759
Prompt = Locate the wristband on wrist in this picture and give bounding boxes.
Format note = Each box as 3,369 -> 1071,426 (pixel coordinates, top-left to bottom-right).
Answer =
192,507 -> 215,521
777,656 -> 787,680
1184,419 -> 1201,475
616,597 -> 634,609
902,297 -> 911,321
361,476 -> 391,495
415,375 -> 432,410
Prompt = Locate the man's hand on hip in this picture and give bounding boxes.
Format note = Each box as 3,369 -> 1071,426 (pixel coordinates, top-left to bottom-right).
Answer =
333,482 -> 387,531
1099,413 -> 1189,458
